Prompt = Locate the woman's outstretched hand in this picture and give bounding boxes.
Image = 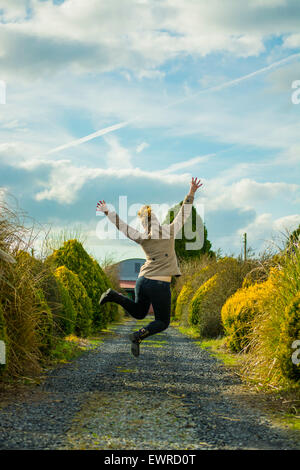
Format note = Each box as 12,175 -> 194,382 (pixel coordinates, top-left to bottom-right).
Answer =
96,200 -> 108,214
189,177 -> 203,194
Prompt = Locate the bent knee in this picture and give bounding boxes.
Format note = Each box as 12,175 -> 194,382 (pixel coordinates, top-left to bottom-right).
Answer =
135,306 -> 149,320
135,313 -> 148,320
158,319 -> 170,332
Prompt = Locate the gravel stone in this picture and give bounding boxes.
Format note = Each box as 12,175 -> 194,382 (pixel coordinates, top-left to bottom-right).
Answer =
0,320 -> 299,450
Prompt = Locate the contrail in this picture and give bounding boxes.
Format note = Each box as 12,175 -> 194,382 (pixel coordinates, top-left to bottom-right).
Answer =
45,52 -> 300,155
163,51 -> 300,109
46,117 -> 140,155
159,153 -> 216,174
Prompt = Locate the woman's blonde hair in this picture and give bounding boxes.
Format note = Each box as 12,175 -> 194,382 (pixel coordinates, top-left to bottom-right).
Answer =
137,205 -> 152,220
137,205 -> 162,238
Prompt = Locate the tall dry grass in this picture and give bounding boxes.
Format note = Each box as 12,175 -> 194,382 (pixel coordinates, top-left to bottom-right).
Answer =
42,225 -> 87,259
100,252 -> 121,292
0,198 -> 53,377
241,236 -> 300,388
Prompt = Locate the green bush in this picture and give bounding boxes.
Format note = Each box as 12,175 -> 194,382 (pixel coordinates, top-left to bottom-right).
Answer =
278,293 -> 300,382
239,258 -> 300,387
92,259 -> 119,325
35,289 -> 55,357
188,274 -> 222,337
190,257 -> 256,339
54,266 -> 92,337
175,257 -> 252,335
47,240 -> 115,329
16,251 -> 83,337
221,267 -> 280,354
221,283 -> 264,353
174,263 -> 217,324
170,286 -> 178,318
54,277 -> 77,336
175,281 -> 194,325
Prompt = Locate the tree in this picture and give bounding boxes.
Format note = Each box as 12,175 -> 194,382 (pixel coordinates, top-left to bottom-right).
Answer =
163,201 -> 215,261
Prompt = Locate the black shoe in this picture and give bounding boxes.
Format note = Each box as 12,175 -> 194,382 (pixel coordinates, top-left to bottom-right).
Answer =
99,288 -> 116,306
129,333 -> 141,357
128,328 -> 150,357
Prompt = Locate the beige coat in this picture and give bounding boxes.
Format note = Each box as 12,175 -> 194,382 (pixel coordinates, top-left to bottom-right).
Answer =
106,193 -> 194,277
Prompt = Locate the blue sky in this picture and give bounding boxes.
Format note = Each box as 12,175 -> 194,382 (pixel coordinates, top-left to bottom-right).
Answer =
0,0 -> 299,264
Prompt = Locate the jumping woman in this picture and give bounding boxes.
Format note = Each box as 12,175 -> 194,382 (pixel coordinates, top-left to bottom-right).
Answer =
97,176 -> 203,357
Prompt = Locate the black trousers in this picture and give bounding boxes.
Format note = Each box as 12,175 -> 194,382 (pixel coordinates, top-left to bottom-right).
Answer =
112,275 -> 171,336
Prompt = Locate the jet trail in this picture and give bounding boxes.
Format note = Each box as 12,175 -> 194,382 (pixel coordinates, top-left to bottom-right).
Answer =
45,52 -> 300,155
46,118 -> 139,156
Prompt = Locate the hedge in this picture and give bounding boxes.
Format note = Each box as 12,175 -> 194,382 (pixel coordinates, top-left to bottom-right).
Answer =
54,266 -> 93,337
188,274 -> 222,337
175,281 -> 194,325
47,240 -> 117,329
221,277 -> 274,353
54,277 -> 77,336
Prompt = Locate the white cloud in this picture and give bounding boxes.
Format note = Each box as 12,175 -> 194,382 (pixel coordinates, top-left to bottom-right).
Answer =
273,214 -> 300,232
0,0 -> 28,21
35,161 -> 96,204
0,186 -> 7,202
136,69 -> 165,80
33,163 -> 193,204
237,212 -> 300,252
201,178 -> 299,213
103,134 -> 133,169
160,153 -> 215,174
136,142 -> 149,153
1,0 -> 300,81
283,33 -> 300,49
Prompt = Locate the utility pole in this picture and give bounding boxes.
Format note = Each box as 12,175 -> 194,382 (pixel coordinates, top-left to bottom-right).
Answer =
243,233 -> 247,261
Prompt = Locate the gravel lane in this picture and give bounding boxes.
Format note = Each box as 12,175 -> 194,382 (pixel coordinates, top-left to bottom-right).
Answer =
0,319 -> 299,450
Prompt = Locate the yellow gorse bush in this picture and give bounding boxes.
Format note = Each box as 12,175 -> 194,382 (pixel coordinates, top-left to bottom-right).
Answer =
242,247 -> 300,387
177,282 -> 194,305
174,265 -> 217,325
175,280 -> 194,324
188,274 -> 222,337
221,274 -> 276,353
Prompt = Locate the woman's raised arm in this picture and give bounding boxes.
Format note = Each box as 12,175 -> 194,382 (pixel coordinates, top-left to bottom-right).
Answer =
96,200 -> 144,244
168,177 -> 203,237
